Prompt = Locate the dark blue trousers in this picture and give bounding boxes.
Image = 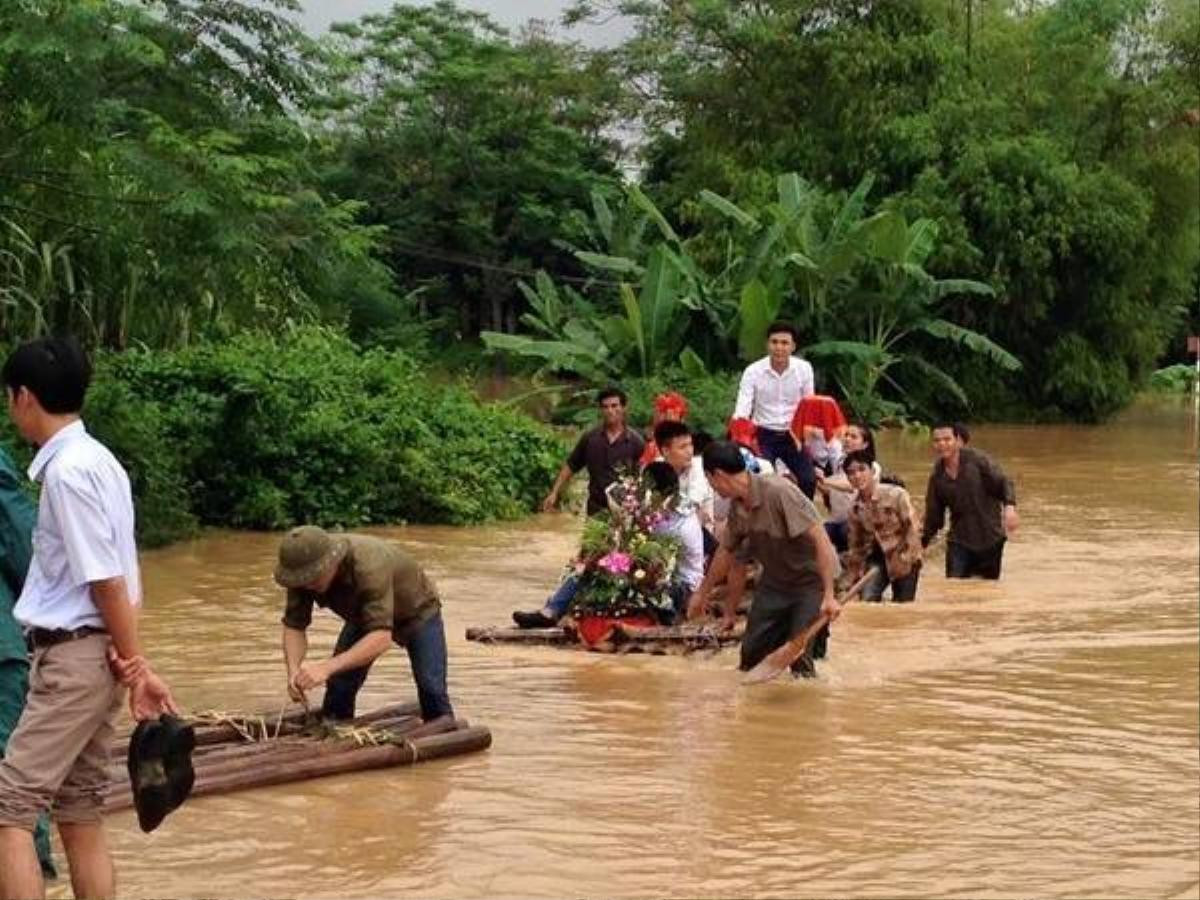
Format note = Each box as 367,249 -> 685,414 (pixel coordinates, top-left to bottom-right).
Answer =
756,427 -> 817,499
322,612 -> 453,722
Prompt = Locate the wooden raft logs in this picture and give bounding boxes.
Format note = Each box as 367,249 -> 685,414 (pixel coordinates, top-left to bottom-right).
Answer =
103,707 -> 489,813
465,622 -> 744,655
105,710 -> 425,785
465,626 -> 572,646
110,700 -> 422,756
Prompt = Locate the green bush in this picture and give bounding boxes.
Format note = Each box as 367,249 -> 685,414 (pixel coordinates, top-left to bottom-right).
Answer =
0,376 -> 199,547
8,327 -> 566,546
621,369 -> 740,439
1043,333 -> 1135,423
538,370 -> 741,440
83,378 -> 198,547
1150,364 -> 1199,394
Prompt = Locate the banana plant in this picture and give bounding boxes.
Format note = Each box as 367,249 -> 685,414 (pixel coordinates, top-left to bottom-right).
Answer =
698,172 -> 880,359
805,211 -> 1021,421
560,188 -> 652,279
482,238 -> 702,379
486,178 -> 718,379
480,270 -> 619,381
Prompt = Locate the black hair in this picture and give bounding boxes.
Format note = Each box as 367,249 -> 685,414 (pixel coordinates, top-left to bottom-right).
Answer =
2,336 -> 91,414
932,421 -> 969,442
597,386 -> 627,406
642,460 -> 679,495
841,449 -> 876,474
701,440 -> 747,474
691,429 -> 714,455
765,320 -> 798,342
845,420 -> 876,465
653,419 -> 691,448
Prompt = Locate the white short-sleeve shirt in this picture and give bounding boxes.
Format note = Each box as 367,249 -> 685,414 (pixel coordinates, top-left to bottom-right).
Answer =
15,420 -> 141,630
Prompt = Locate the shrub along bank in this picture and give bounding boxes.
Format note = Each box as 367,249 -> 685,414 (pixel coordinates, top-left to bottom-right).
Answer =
1,328 -> 565,547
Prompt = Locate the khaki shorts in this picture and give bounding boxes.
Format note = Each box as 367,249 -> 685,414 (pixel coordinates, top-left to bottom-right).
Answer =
0,634 -> 122,830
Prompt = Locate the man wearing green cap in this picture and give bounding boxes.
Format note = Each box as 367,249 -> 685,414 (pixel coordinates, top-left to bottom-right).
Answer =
0,447 -> 55,880
275,526 -> 452,723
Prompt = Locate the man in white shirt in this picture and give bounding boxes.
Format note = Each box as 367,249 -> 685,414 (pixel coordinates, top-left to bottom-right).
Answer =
732,321 -> 817,498
0,337 -> 177,900
653,421 -> 715,535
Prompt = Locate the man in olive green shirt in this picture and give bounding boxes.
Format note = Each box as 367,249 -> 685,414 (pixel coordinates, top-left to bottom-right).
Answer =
686,441 -> 840,675
276,527 -> 451,722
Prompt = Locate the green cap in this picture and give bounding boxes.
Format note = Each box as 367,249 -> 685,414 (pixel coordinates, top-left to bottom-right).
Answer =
274,526 -> 348,589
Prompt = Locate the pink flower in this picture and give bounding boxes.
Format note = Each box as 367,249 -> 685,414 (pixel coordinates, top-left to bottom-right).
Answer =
598,551 -> 632,575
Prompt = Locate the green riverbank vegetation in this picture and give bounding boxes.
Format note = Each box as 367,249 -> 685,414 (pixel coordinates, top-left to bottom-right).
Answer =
1,0 -> 1196,538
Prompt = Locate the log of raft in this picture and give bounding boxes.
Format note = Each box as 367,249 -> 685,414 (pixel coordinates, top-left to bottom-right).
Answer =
139,726 -> 491,806
465,621 -> 743,655
103,704 -> 489,813
465,625 -> 574,646
608,621 -> 744,649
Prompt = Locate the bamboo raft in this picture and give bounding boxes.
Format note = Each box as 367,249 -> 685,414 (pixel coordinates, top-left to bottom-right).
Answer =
103,702 -> 490,814
465,621 -> 744,655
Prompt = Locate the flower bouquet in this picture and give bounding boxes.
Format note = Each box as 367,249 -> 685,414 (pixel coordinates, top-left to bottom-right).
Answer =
566,470 -> 681,647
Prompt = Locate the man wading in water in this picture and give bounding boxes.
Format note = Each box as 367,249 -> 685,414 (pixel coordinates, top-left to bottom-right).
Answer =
921,423 -> 1018,579
542,386 -> 644,517
276,527 -> 452,724
685,441 -> 840,677
514,385 -> 644,629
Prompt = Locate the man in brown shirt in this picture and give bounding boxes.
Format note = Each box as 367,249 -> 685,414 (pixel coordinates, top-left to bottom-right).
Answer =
686,441 -> 839,675
921,423 -> 1018,579
543,386 -> 644,517
843,450 -> 923,602
276,527 -> 451,722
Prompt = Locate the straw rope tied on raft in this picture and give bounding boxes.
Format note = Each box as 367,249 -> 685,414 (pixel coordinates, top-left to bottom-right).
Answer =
102,702 -> 491,815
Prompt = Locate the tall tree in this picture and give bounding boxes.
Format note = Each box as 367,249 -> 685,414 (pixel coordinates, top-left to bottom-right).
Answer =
0,0 -> 391,348
315,2 -> 623,341
568,0 -> 1200,419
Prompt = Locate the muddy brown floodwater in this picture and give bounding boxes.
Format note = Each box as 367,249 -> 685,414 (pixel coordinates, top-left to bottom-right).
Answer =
51,398 -> 1198,899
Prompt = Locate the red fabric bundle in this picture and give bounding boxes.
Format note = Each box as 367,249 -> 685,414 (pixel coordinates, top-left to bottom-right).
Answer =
653,391 -> 689,419
575,615 -> 656,648
727,416 -> 760,455
640,391 -> 691,465
790,395 -> 848,443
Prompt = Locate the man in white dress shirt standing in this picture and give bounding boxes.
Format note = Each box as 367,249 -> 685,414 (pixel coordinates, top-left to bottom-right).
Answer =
732,321 -> 817,498
0,337 -> 177,900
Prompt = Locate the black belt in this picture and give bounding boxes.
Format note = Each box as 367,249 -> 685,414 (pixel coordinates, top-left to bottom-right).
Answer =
25,626 -> 107,651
